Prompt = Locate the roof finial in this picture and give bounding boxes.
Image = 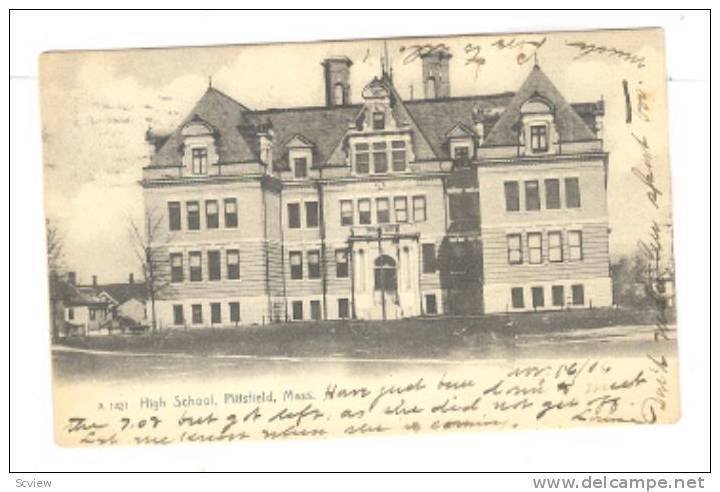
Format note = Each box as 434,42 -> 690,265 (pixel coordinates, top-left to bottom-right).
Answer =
208,75 -> 213,88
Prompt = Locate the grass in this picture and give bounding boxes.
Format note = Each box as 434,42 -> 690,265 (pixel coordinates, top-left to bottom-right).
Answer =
55,307 -> 663,359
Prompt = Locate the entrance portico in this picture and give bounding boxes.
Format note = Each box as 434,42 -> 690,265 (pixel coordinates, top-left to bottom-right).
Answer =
349,225 -> 422,320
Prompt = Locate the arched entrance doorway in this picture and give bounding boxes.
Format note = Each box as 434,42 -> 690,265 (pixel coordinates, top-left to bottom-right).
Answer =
374,255 -> 397,320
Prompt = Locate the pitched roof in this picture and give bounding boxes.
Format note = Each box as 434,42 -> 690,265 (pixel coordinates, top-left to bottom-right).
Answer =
95,283 -> 147,305
51,279 -> 106,306
483,64 -> 597,146
152,87 -> 257,166
153,67 -> 601,168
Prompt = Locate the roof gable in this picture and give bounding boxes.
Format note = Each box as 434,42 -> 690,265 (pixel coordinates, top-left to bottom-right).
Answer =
446,122 -> 476,139
152,87 -> 258,166
483,65 -> 596,147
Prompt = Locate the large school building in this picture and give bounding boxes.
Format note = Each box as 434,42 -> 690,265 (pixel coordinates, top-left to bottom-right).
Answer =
142,50 -> 611,327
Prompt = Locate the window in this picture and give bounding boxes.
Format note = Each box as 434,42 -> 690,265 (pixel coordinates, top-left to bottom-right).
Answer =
338,298 -> 350,319
229,302 -> 240,323
376,197 -> 390,224
307,250 -> 321,279
226,250 -> 240,280
340,200 -> 354,226
531,287 -> 545,308
572,284 -> 585,305
192,147 -> 208,174
568,231 -> 583,261
413,195 -> 426,222
565,177 -> 581,208
168,202 -> 181,231
187,201 -> 200,230
552,285 -> 565,307
372,142 -> 388,173
374,255 -> 397,292
453,145 -> 470,162
394,196 -> 408,222
287,203 -> 301,229
210,302 -> 221,324
422,243 -> 437,273
294,157 -> 307,178
391,141 -> 407,171
292,301 -> 303,321
358,199 -> 371,225
355,143 -> 369,174
289,251 -> 303,280
205,200 -> 219,228
310,300 -> 321,321
170,253 -> 184,282
548,231 -> 563,263
335,249 -> 349,278
528,232 -> 542,264
305,201 -> 319,228
504,181 -> 520,212
530,125 -> 548,152
511,288 -> 524,308
545,179 -> 560,209
425,294 -> 438,315
173,305 -> 184,325
372,112 -> 385,130
207,250 -> 221,281
189,252 -> 202,281
67,308 -> 74,320
224,199 -> 238,228
191,304 -> 203,324
525,181 -> 540,211
89,309 -> 96,321
507,234 -> 523,264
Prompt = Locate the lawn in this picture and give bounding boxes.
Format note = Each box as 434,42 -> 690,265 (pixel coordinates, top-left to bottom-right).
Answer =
56,307 -> 663,359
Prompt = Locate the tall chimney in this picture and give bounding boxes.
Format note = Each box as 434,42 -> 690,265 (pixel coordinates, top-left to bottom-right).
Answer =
322,57 -> 353,107
420,49 -> 452,99
129,273 -> 134,284
92,275 -> 98,288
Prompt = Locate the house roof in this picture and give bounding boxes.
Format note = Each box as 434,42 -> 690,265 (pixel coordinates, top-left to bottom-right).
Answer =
483,64 -> 597,146
152,66 -> 601,168
84,283 -> 147,305
51,279 -> 106,307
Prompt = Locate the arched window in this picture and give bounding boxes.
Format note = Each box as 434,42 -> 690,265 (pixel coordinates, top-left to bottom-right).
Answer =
333,83 -> 345,105
426,77 -> 437,99
374,255 -> 397,292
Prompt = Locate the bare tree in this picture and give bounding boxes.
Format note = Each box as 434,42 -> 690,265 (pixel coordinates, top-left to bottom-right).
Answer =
46,218 -> 65,342
130,209 -> 168,333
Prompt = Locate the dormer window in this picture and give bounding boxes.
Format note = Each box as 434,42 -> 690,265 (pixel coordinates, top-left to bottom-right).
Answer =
530,125 -> 548,152
453,145 -> 470,162
372,112 -> 385,131
293,157 -> 307,178
192,147 -> 208,174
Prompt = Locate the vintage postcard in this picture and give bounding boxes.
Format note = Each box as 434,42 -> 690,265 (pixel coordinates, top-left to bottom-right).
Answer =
40,27 -> 678,447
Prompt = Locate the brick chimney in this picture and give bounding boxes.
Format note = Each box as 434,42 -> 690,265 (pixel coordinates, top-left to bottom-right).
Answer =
420,49 -> 452,99
92,275 -> 98,288
129,273 -> 134,284
322,57 -> 353,107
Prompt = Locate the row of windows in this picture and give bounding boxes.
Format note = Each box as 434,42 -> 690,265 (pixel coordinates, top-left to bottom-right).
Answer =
288,249 -> 349,280
287,201 -> 319,229
340,195 -> 427,226
169,250 -> 240,282
506,231 -> 583,265
504,178 -> 581,212
510,284 -> 584,309
290,299 -> 350,321
353,140 -> 408,175
172,302 -> 241,325
168,199 -> 238,231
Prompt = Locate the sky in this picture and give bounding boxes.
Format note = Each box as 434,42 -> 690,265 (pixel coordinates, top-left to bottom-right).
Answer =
39,28 -> 672,284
